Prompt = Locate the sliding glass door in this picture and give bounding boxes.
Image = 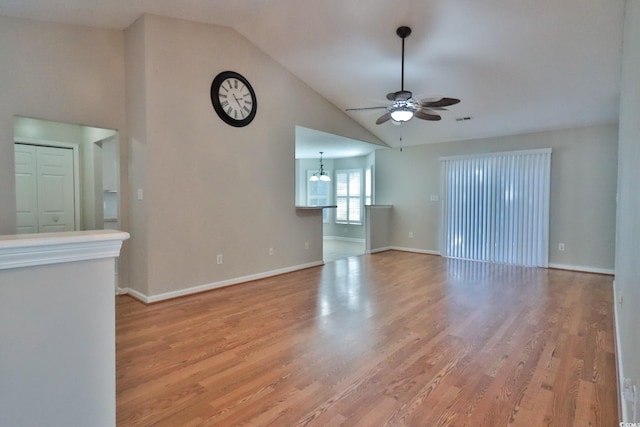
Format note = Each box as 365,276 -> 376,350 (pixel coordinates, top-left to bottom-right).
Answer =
440,149 -> 551,267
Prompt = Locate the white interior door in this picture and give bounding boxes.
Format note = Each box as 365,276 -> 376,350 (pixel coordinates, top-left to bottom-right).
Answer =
15,144 -> 38,233
15,144 -> 76,233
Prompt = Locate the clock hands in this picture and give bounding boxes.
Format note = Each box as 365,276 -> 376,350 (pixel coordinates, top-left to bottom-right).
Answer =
233,94 -> 244,109
232,94 -> 247,118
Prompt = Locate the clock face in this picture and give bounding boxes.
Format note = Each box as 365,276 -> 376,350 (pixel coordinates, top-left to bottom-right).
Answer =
210,71 -> 257,127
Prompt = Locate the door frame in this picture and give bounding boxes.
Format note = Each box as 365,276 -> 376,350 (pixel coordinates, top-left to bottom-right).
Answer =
15,137 -> 81,232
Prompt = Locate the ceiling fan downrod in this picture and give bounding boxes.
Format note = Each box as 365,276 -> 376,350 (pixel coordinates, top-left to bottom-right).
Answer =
344,24 -> 459,125
397,26 -> 412,92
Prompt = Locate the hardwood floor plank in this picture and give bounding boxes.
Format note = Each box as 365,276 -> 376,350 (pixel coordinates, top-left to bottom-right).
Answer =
116,251 -> 618,426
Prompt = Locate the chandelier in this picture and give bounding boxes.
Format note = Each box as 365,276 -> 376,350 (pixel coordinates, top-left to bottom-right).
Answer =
309,151 -> 331,182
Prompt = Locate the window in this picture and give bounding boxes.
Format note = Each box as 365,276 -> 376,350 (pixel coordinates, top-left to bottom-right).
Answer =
335,169 -> 362,225
307,170 -> 331,222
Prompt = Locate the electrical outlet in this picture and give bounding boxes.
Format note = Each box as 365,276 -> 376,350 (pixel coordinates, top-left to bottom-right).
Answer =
216,254 -> 223,265
558,243 -> 565,251
304,242 -> 309,250
409,232 -> 414,238
269,247 -> 274,256
623,378 -> 636,403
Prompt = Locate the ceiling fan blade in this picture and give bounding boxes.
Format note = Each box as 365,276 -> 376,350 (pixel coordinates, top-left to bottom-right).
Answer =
376,112 -> 392,125
414,110 -> 442,121
420,97 -> 461,108
345,106 -> 388,112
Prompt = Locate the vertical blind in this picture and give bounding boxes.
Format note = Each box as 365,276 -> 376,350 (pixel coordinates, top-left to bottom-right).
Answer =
440,149 -> 551,267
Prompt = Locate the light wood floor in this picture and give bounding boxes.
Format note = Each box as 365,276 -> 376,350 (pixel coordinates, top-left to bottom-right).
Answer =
116,251 -> 618,426
323,238 -> 365,262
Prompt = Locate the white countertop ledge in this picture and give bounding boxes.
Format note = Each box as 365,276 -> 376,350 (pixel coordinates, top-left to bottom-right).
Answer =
0,230 -> 130,270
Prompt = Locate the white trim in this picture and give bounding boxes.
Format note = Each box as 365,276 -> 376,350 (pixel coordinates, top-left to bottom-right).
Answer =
613,282 -> 628,423
363,252 -> 613,274
389,246 -> 441,256
365,246 -> 392,254
324,236 -> 365,243
122,287 -> 149,302
0,230 -> 129,270
548,263 -> 614,275
121,261 -> 325,304
439,147 -> 552,161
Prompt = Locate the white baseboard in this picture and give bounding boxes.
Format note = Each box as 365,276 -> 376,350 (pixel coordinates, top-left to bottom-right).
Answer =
388,246 -> 441,256
121,287 -> 148,303
119,261 -> 325,304
360,253 -> 612,274
365,246 -> 392,254
613,282 -> 628,423
324,236 -> 366,243
548,263 -> 614,275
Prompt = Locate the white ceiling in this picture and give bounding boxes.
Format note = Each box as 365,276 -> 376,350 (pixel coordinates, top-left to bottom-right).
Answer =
1,0 -> 626,151
295,126 -> 383,159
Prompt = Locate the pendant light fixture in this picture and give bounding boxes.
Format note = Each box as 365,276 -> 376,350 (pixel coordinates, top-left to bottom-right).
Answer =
309,151 -> 331,182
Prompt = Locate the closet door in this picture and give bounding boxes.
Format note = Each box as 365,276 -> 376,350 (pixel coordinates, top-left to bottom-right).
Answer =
15,144 -> 76,233
15,144 -> 38,233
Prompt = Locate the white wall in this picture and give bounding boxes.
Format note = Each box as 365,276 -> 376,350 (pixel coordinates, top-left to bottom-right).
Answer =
615,0 -> 640,421
376,124 -> 618,271
126,15 -> 384,298
0,258 -> 117,427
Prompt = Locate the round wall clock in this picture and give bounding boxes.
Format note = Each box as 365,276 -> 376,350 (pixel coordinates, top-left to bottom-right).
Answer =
210,71 -> 257,127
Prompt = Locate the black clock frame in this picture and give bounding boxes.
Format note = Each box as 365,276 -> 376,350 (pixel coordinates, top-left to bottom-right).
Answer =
210,71 -> 257,127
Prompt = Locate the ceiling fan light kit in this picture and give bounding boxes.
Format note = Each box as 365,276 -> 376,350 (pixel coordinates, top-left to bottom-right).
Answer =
346,26 -> 460,125
390,98 -> 419,122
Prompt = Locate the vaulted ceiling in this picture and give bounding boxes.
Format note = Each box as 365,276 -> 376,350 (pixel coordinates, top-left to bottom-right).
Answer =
0,0 -> 626,148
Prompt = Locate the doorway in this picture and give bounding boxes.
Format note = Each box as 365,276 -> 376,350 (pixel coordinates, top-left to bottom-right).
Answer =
294,126 -> 383,263
13,116 -> 120,233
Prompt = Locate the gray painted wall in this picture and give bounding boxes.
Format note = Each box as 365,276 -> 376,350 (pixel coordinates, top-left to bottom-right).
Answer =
0,14 -> 384,298
375,123 -> 618,271
0,16 -> 127,234
615,0 -> 640,421
125,15 -> 383,297
0,15 -> 129,284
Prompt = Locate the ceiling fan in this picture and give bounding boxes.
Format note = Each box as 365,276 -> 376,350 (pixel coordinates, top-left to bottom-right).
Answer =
346,26 -> 460,125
